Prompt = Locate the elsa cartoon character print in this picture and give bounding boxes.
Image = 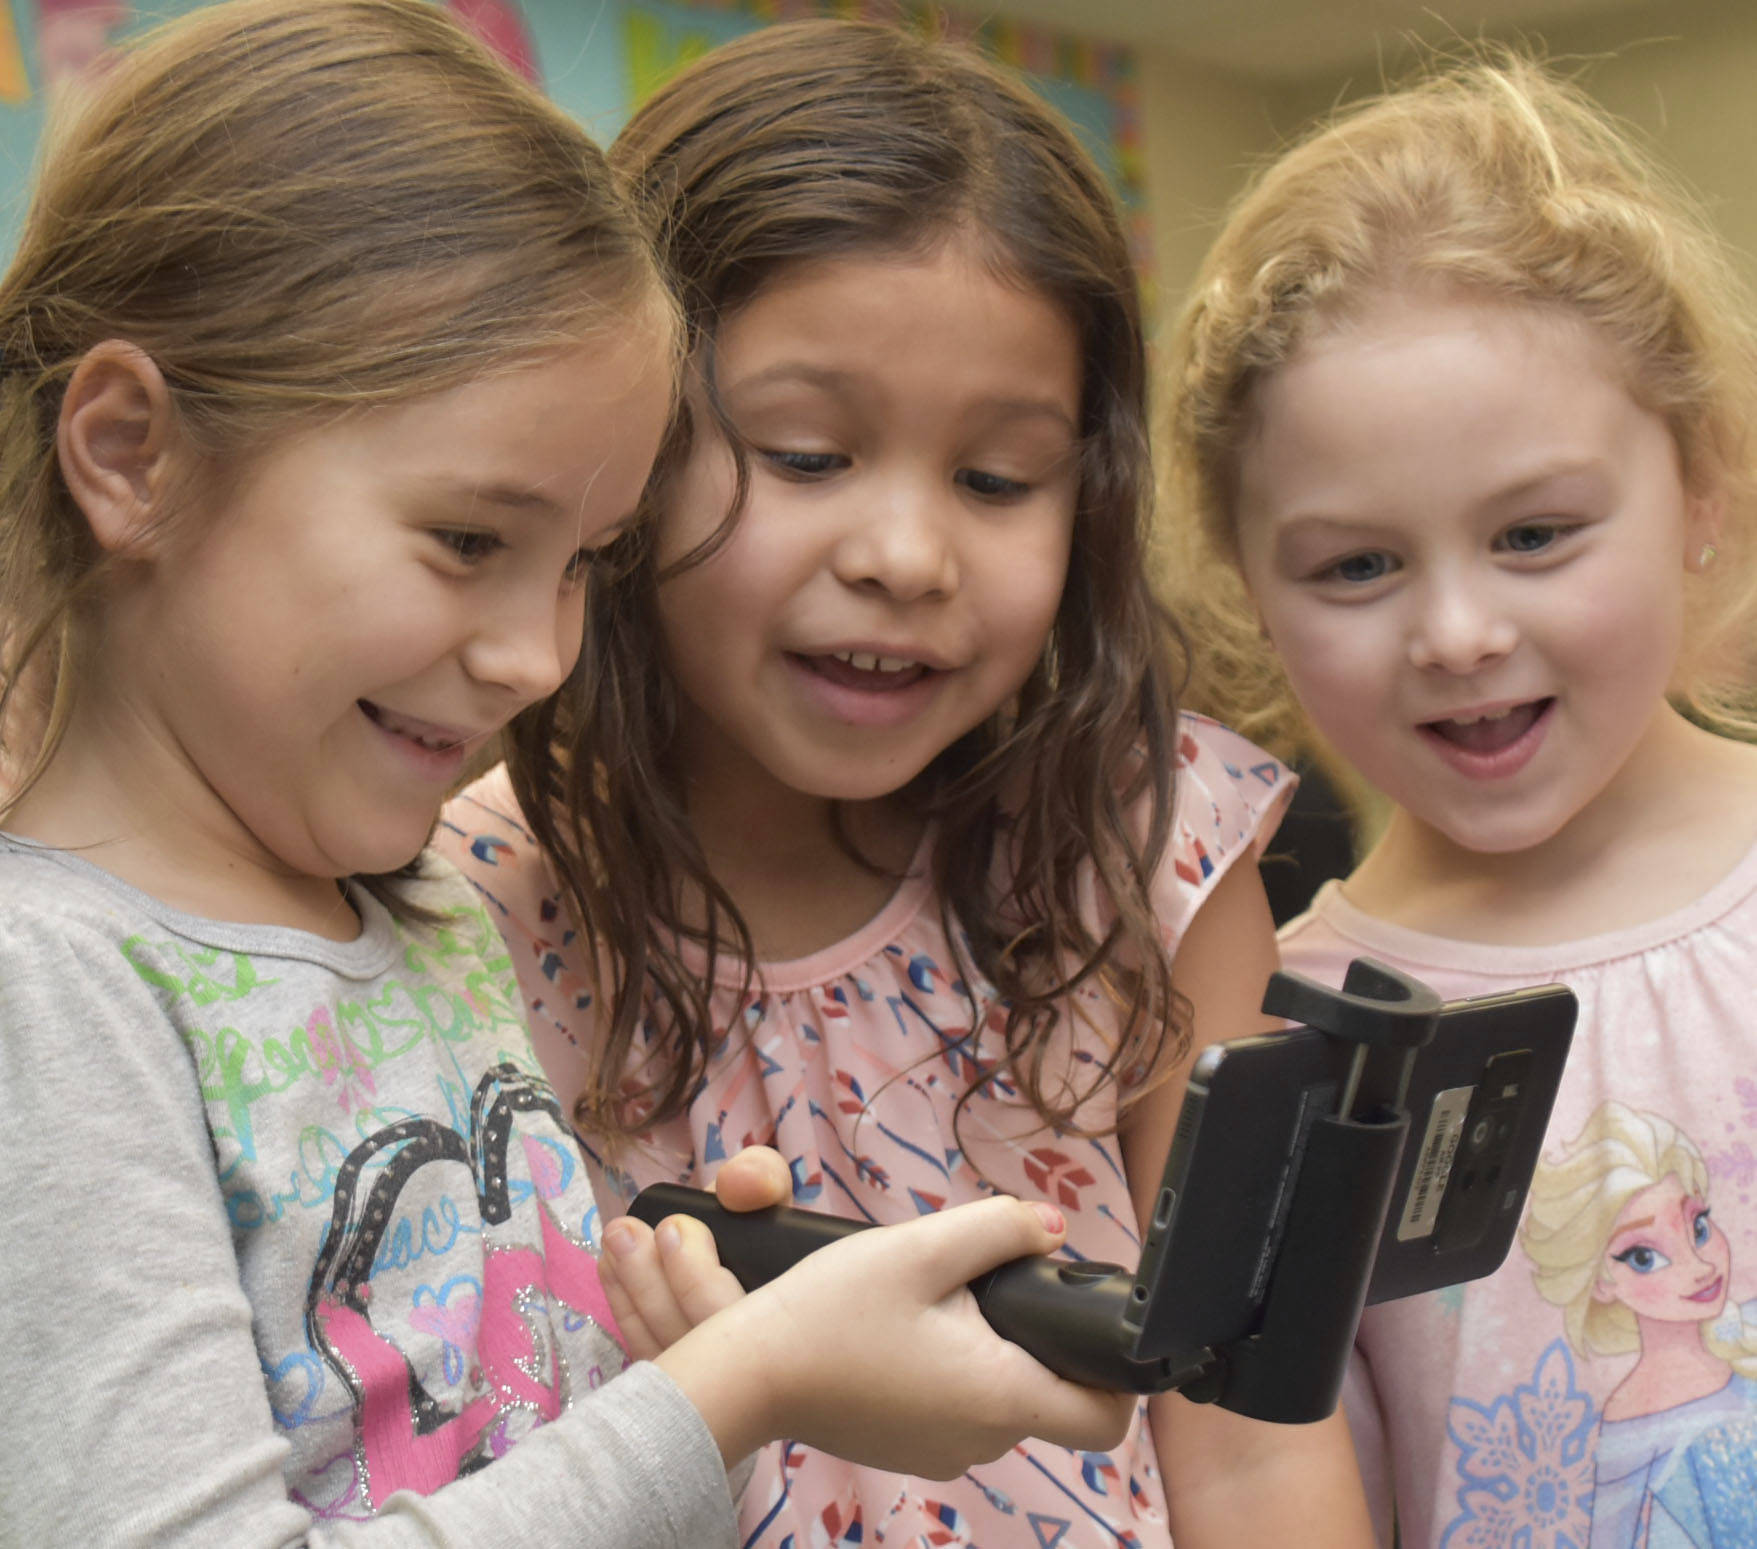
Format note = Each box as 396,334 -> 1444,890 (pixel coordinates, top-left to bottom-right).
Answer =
1520,1103 -> 1757,1549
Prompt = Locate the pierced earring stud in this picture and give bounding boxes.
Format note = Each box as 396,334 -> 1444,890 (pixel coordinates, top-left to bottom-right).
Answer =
1698,542 -> 1718,570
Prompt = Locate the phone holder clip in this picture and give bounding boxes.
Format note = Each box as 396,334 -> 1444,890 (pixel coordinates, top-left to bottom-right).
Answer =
1176,957 -> 1441,1422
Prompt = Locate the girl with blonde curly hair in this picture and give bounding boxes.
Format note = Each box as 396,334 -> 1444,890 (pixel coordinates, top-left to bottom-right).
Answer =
1161,46 -> 1757,1549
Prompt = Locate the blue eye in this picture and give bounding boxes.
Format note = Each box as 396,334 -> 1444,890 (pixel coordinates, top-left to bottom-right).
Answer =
1612,1243 -> 1670,1274
1499,522 -> 1572,554
1694,1209 -> 1712,1248
1322,551 -> 1394,584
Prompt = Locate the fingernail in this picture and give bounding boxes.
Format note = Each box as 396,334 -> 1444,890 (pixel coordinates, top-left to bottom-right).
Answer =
1030,1201 -> 1065,1235
604,1222 -> 637,1258
656,1220 -> 681,1256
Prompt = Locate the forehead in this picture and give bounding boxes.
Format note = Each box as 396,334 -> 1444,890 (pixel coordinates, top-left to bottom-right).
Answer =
1235,289 -> 1660,521
706,238 -> 1082,408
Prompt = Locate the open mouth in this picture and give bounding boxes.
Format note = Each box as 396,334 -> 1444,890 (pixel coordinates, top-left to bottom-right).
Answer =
358,699 -> 469,754
1690,1275 -> 1725,1304
1423,698 -> 1552,755
796,650 -> 935,691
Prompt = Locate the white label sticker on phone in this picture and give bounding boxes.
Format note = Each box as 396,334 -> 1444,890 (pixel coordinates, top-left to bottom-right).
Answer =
1397,1085 -> 1473,1241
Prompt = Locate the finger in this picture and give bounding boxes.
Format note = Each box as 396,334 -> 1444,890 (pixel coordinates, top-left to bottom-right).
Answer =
884,1195 -> 1067,1290
600,1221 -> 663,1360
601,1216 -> 691,1355
1016,1381 -> 1140,1455
714,1146 -> 792,1212
656,1212 -> 750,1326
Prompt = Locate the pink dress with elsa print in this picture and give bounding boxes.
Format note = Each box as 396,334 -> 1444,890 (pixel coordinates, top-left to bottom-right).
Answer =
436,713 -> 1293,1549
1279,845 -> 1757,1549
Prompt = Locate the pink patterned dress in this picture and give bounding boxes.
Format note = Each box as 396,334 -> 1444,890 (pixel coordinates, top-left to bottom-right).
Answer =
436,714 -> 1291,1549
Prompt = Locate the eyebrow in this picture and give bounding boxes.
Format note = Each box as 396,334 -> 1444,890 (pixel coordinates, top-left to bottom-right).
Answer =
426,477 -> 562,516
1613,1216 -> 1656,1234
723,363 -> 1079,434
1485,460 -> 1607,503
1265,457 -> 1615,558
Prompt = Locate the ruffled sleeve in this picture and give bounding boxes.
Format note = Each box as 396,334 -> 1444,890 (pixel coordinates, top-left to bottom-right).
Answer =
1153,712 -> 1296,945
435,765 -> 600,1110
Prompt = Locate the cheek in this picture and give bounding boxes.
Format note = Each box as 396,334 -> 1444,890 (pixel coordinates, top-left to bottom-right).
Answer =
1549,548 -> 1686,680
1707,1224 -> 1732,1274
555,593 -> 588,680
1262,604 -> 1389,727
653,440 -> 738,572
1606,1264 -> 1662,1311
993,531 -> 1071,670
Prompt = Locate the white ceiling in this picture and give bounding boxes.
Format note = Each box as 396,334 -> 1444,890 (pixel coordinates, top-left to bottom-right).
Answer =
979,0 -> 1722,79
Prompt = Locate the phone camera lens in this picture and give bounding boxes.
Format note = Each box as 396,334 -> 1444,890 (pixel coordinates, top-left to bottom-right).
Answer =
1469,1116 -> 1493,1151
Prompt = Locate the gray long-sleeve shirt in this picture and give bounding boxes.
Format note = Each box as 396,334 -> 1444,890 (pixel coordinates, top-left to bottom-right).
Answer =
0,835 -> 737,1547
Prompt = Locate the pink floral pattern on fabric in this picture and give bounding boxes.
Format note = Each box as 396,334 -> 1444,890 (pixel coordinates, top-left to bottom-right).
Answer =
437,714 -> 1292,1548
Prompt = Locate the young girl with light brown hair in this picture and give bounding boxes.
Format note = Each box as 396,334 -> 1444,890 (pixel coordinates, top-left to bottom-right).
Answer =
0,2 -> 1138,1542
1164,50 -> 1757,1548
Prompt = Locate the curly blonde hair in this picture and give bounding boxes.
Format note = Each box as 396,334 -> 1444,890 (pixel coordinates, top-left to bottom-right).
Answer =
1163,48 -> 1757,760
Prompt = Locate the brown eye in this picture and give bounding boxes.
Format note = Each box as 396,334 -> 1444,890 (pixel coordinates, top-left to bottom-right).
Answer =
763,450 -> 845,478
956,469 -> 1029,499
433,528 -> 503,563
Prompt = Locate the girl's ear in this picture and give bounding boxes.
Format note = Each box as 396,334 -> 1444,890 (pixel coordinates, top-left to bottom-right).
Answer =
57,340 -> 183,555
1685,486 -> 1725,574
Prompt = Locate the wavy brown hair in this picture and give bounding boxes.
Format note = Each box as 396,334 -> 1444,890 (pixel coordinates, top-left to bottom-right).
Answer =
0,0 -> 670,913
1164,48 -> 1757,759
504,19 -> 1187,1141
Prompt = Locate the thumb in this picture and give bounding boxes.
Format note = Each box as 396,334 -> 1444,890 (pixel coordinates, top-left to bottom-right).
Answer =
713,1146 -> 792,1213
890,1194 -> 1066,1291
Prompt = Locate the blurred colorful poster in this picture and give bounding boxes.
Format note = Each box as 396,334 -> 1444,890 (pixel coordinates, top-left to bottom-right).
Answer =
620,0 -> 1149,292
446,0 -> 540,84
33,0 -> 126,97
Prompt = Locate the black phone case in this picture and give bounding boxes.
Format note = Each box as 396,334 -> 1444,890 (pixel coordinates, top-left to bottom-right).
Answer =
1127,982 -> 1576,1369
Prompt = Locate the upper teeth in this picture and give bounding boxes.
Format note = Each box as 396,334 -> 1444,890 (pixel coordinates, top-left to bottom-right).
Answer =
1449,708 -> 1515,726
365,700 -> 462,750
833,651 -> 916,672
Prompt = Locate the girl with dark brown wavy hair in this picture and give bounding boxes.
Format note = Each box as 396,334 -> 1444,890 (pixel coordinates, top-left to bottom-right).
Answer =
440,18 -> 1369,1546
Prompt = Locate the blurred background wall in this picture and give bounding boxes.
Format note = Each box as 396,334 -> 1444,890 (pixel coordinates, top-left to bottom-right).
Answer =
2,0 -> 1751,328
1124,0 -> 1757,347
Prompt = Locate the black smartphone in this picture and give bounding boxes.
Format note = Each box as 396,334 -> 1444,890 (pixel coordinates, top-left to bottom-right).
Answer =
1124,983 -> 1576,1370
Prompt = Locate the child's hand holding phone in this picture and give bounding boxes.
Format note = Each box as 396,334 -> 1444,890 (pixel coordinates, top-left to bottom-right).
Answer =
599,1146 -> 794,1359
601,1148 -> 1136,1476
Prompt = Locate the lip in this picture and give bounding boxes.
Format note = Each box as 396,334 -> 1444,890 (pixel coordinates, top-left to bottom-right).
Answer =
783,650 -> 949,729
358,699 -> 487,779
1416,696 -> 1554,781
1689,1274 -> 1725,1304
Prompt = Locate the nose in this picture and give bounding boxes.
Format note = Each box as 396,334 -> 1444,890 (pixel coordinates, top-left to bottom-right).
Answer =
462,586 -> 580,705
1407,571 -> 1517,675
830,480 -> 959,602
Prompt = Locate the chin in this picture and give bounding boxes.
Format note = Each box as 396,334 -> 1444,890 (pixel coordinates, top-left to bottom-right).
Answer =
776,750 -> 937,804
1397,791 -> 1574,859
331,822 -> 436,880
